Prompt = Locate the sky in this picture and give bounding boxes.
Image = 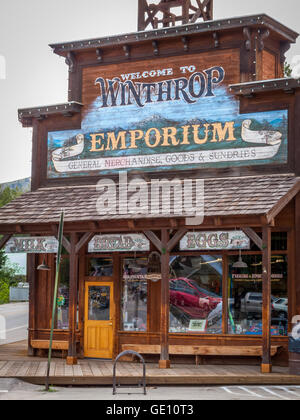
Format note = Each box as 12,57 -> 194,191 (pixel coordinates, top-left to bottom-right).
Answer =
0,0 -> 299,184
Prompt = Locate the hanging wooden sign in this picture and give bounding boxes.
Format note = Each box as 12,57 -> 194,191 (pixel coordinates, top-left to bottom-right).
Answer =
180,231 -> 250,251
5,237 -> 59,254
88,234 -> 150,253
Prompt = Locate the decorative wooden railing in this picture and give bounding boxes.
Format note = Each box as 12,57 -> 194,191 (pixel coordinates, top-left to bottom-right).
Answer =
138,0 -> 214,31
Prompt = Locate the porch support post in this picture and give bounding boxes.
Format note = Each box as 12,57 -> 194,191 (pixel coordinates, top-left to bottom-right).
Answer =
0,234 -> 12,250
296,193 -> 300,315
159,228 -> 170,369
261,225 -> 272,373
27,254 -> 38,356
67,232 -> 79,365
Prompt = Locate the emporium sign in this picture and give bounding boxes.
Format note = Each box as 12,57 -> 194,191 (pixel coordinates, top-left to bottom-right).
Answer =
88,234 -> 150,253
180,231 -> 250,251
5,237 -> 59,254
47,53 -> 288,179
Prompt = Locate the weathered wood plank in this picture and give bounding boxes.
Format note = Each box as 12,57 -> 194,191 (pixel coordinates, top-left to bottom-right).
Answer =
72,364 -> 83,377
54,362 -> 65,377
122,344 -> 280,356
31,340 -> 69,350
16,362 -> 31,377
36,362 -> 48,377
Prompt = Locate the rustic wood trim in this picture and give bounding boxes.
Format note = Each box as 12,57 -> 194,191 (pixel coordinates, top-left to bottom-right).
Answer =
78,253 -> 85,358
27,254 -> 38,356
266,181 -> 300,223
50,14 -> 298,55
167,228 -> 188,252
295,92 -> 300,176
0,234 -> 12,250
0,217 -> 267,235
144,230 -> 162,252
68,233 -> 79,364
18,102 -> 83,128
222,253 -> 229,334
296,193 -> 300,315
262,226 -> 272,373
75,232 -> 94,254
51,225 -> 71,254
288,227 -> 296,332
160,229 -> 170,368
113,253 -> 121,358
242,227 -> 263,250
229,78 -> 300,96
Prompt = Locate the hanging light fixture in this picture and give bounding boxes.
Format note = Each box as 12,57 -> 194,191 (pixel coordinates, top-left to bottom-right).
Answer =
232,249 -> 248,269
146,251 -> 161,283
37,257 -> 51,271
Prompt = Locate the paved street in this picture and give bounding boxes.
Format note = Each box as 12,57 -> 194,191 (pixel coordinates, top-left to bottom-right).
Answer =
0,303 -> 28,345
0,379 -> 300,400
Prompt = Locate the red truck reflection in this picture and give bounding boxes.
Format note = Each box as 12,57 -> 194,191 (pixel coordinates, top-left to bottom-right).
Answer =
170,277 -> 222,318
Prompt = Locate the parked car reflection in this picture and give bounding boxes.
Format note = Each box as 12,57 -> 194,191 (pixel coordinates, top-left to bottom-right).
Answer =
170,277 -> 222,319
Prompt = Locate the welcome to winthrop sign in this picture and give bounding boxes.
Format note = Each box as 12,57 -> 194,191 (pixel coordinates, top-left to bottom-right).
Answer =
47,52 -> 288,179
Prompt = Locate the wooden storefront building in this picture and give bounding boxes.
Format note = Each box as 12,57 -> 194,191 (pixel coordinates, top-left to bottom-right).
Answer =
0,1 -> 299,373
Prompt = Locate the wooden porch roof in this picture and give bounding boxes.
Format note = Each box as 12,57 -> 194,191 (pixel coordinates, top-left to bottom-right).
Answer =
0,174 -> 298,232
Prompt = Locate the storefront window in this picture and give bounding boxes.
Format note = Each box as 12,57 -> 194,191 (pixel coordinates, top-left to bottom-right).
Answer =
87,258 -> 113,277
228,254 -> 288,336
271,255 -> 288,336
169,255 -> 223,334
121,258 -> 148,332
88,286 -> 111,321
56,257 -> 69,330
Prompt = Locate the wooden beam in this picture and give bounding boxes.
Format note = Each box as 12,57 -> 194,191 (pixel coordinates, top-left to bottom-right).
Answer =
51,225 -> 71,254
27,254 -> 38,356
167,228 -> 188,252
296,193 -> 300,316
127,220 -> 136,230
261,226 -> 272,374
159,229 -> 170,369
144,230 -> 162,252
75,232 -> 94,254
222,253 -> 229,334
266,182 -> 300,223
0,234 -> 12,250
16,225 -> 23,233
67,233 -> 78,365
242,227 -> 263,250
295,91 -> 300,177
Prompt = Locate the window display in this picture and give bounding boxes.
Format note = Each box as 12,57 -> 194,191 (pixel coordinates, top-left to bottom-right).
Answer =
56,257 -> 70,330
88,286 -> 111,321
228,254 -> 288,336
169,255 -> 223,334
87,257 -> 113,277
121,258 -> 148,332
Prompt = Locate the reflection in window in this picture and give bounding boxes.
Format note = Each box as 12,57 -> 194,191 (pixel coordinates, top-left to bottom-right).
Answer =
228,254 -> 288,336
121,258 -> 148,332
56,257 -> 69,330
87,258 -> 113,277
169,256 -> 223,334
88,286 -> 110,321
271,255 -> 288,336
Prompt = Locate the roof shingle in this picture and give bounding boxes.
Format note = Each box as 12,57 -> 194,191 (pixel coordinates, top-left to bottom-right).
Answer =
0,174 -> 298,226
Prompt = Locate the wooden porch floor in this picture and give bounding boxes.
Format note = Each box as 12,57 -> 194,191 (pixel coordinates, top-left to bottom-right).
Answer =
1,341 -> 300,386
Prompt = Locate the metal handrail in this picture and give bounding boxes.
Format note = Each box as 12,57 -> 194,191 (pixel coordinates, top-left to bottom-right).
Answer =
113,350 -> 147,395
